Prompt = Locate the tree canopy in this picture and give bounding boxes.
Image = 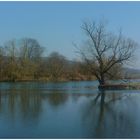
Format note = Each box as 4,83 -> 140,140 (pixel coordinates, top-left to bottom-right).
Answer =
77,20 -> 137,86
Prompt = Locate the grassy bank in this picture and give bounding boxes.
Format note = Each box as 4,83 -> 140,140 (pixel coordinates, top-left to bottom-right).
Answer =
99,83 -> 140,90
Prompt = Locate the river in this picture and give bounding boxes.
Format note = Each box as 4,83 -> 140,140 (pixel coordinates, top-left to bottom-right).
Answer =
0,81 -> 140,138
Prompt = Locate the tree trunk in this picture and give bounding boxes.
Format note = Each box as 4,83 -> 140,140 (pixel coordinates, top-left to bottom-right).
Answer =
99,74 -> 105,85
98,74 -> 105,90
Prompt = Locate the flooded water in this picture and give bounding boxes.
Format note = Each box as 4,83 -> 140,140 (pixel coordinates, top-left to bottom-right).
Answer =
0,81 -> 140,138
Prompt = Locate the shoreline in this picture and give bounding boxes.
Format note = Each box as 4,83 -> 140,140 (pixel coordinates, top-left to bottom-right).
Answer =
99,83 -> 140,90
0,79 -> 96,83
1,80 -> 140,90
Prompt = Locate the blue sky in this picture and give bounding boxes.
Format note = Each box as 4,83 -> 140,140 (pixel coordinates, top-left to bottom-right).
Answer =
0,1 -> 140,68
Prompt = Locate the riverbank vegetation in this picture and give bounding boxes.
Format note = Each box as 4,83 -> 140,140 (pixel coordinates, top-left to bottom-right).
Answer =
0,37 -> 135,83
0,20 -> 138,84
0,38 -> 96,82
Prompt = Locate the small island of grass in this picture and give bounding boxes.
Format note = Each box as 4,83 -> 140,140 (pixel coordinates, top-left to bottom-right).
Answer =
99,82 -> 140,90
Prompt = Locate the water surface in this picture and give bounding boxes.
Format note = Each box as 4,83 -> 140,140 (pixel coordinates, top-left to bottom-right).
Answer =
0,81 -> 140,138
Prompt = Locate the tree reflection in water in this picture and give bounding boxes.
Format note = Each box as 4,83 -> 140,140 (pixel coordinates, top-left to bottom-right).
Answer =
0,83 -> 69,124
46,91 -> 68,107
0,91 -> 2,112
3,86 -> 43,124
81,90 -> 138,138
41,82 -> 69,107
0,82 -> 140,138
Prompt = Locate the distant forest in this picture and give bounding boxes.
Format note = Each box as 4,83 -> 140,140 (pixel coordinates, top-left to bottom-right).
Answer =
0,38 -> 138,82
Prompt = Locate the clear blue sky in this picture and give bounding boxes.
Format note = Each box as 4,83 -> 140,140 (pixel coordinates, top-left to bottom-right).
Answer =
0,1 -> 140,68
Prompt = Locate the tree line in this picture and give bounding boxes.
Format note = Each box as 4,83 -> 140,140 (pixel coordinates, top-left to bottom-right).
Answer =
0,38 -> 96,82
0,20 -> 137,84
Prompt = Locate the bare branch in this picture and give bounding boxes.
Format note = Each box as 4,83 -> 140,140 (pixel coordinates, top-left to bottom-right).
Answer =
78,20 -> 137,86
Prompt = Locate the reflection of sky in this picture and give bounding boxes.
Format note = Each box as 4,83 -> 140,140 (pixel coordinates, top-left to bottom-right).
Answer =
0,82 -> 140,138
0,2 -> 140,68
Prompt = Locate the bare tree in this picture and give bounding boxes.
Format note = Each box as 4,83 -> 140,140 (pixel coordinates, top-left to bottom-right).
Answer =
78,20 -> 137,87
4,40 -> 20,81
46,52 -> 67,81
19,38 -> 44,79
20,38 -> 44,61
5,40 -> 18,61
